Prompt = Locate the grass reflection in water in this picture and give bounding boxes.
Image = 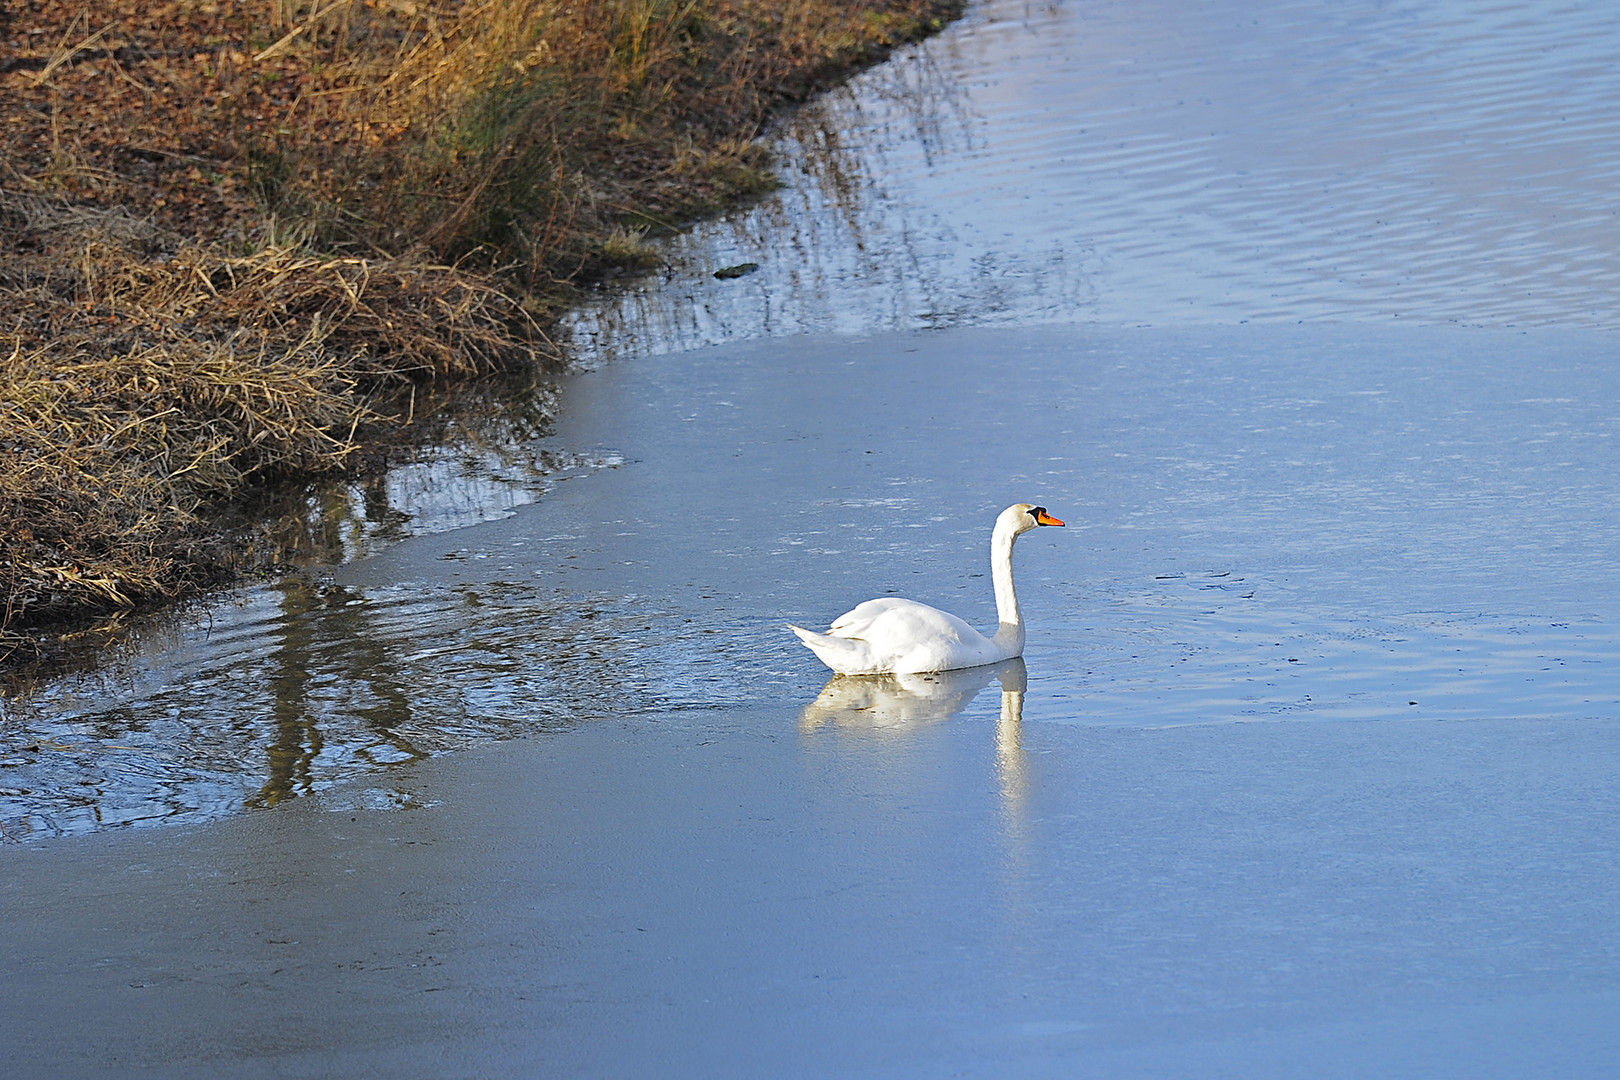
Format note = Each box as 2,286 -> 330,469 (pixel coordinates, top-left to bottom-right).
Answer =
252,576 -> 425,810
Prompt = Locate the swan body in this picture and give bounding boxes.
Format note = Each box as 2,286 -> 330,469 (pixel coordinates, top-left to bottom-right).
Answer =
788,503 -> 1064,675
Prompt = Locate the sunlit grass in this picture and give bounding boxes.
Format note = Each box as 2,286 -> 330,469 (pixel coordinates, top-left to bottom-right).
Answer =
0,0 -> 962,657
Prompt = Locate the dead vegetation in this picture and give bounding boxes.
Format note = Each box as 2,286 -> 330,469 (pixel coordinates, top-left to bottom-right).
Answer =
0,0 -> 962,663
1,186 -> 549,655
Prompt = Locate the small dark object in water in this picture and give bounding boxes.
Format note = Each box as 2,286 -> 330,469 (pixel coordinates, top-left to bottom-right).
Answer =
713,262 -> 760,279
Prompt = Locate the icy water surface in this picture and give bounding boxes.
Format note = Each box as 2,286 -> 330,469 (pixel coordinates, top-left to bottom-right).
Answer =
7,1 -> 1620,1074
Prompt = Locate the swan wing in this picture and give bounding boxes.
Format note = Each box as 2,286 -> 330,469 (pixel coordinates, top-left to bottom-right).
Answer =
826,597 -> 927,636
830,597 -> 981,645
794,597 -> 999,674
788,623 -> 880,674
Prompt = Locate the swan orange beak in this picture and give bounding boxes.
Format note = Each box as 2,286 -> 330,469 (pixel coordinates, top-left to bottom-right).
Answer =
1035,509 -> 1065,527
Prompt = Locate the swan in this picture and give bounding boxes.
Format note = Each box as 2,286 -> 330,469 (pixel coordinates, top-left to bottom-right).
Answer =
788,503 -> 1064,675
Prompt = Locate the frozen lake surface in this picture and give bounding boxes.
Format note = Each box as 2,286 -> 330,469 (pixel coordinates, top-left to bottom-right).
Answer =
7,1 -> 1620,1076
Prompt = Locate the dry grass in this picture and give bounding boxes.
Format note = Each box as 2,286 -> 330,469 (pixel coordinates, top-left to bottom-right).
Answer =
0,345 -> 357,619
0,0 -> 961,663
0,185 -> 550,655
0,187 -> 551,653
245,0 -> 961,275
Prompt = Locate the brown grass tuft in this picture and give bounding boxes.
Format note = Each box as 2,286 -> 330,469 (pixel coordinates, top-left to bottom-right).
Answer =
0,187 -> 553,654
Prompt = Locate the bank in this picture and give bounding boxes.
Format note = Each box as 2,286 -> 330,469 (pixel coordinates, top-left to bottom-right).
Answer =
0,0 -> 962,666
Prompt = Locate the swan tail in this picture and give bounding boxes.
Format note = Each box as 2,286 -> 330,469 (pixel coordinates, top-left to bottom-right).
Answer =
787,623 -> 876,675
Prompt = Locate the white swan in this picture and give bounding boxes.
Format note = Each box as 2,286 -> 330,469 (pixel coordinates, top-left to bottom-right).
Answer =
788,503 -> 1064,674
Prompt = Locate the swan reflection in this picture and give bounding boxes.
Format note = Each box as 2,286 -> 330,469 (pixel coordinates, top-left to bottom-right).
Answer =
799,656 -> 1030,841
799,656 -> 1027,732
994,658 -> 1028,832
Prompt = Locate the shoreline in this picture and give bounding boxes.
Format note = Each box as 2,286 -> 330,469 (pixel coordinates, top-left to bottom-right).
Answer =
0,0 -> 962,668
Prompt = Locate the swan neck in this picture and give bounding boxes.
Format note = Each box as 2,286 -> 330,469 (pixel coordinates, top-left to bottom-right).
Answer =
991,520 -> 1022,631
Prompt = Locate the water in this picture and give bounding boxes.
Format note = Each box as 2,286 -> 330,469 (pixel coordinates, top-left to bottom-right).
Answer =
7,1 -> 1620,1074
570,0 -> 1620,356
8,325 -> 1618,834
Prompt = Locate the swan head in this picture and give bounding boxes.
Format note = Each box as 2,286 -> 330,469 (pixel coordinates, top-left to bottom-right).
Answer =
1000,503 -> 1066,536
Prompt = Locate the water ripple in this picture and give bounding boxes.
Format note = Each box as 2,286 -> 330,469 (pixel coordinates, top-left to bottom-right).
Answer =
570,0 -> 1620,357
